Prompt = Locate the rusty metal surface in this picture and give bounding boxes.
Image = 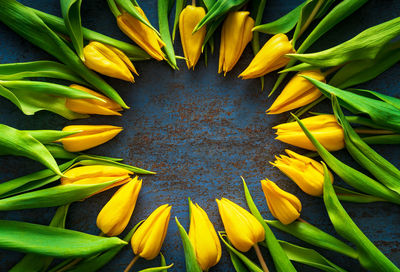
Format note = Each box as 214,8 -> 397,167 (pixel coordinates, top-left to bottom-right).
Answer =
0,0 -> 399,271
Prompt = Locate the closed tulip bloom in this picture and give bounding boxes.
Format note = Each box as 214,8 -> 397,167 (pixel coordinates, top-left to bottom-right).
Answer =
271,149 -> 334,196
59,125 -> 123,152
216,198 -> 264,252
117,9 -> 165,61
61,165 -> 132,194
239,33 -> 294,79
179,5 -> 206,69
267,70 -> 325,114
83,41 -> 138,82
273,114 -> 344,151
261,179 -> 301,225
219,11 -> 254,75
189,200 -> 221,270
97,176 -> 142,236
131,204 -> 171,260
66,84 -> 123,116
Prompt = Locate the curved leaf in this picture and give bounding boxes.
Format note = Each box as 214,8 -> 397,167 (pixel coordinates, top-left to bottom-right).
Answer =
158,0 -> 178,69
61,0 -> 84,61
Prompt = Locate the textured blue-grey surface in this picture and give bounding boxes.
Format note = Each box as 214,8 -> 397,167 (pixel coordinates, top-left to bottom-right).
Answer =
0,0 -> 399,271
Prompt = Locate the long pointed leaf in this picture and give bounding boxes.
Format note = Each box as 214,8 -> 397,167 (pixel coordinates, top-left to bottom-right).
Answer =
61,0 -> 84,60
158,0 -> 178,69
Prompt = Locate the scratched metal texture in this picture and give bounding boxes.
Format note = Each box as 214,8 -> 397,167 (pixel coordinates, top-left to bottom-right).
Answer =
0,0 -> 399,271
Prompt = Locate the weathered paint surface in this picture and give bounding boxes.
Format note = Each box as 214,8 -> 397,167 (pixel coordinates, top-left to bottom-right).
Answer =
0,0 -> 399,271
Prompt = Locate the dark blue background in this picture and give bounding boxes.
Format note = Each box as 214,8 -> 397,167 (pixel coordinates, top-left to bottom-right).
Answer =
0,0 -> 399,271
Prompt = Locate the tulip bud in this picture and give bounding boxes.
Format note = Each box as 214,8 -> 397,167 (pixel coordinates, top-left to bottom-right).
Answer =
117,9 -> 165,61
267,70 -> 325,114
179,5 -> 206,69
271,149 -> 334,196
219,11 -> 254,75
216,198 -> 264,252
239,33 -> 294,79
261,179 -> 301,225
273,114 -> 345,151
188,200 -> 221,271
66,84 -> 123,116
97,176 -> 142,236
59,125 -> 122,152
83,41 -> 138,82
61,165 -> 132,194
131,204 -> 171,260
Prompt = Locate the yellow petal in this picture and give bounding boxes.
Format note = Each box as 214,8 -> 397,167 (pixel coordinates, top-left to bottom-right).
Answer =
61,165 -> 132,183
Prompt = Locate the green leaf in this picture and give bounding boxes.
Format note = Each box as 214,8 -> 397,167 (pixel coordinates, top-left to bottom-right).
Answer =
278,241 -> 348,272
226,241 -> 249,272
0,0 -> 128,108
158,0 -> 178,69
0,178 -> 123,211
60,0 -> 84,61
46,143 -> 79,159
363,135 -> 400,145
0,124 -> 62,175
322,163 -> 400,271
9,205 -> 70,272
267,220 -> 358,259
219,233 -> 263,272
172,0 -> 185,41
0,220 -> 126,258
334,186 -> 387,203
291,113 -> 400,205
253,2 -> 306,34
241,177 -> 296,272
175,217 -> 202,272
137,264 -> 174,272
23,130 -> 77,144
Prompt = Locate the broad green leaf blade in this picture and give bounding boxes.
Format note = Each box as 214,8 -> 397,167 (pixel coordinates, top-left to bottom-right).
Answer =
241,177 -> 296,272
278,241 -> 348,272
363,135 -> 400,145
0,124 -> 62,175
175,217 -> 202,272
291,113 -> 400,205
0,178 -> 122,211
46,143 -> 78,159
172,0 -> 185,41
23,130 -> 77,144
9,205 -> 70,272
334,186 -> 387,203
349,88 -> 400,111
60,0 -> 84,61
0,61 -> 86,84
219,233 -> 263,272
158,0 -> 178,69
0,220 -> 126,258
267,220 -> 357,259
322,164 -> 400,271
253,2 -> 305,34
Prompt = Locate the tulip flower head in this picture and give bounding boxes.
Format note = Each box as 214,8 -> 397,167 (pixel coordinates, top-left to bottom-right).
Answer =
267,70 -> 325,114
97,176 -> 142,236
239,33 -> 294,79
179,5 -> 206,69
271,149 -> 334,196
61,165 -> 132,194
219,11 -> 254,75
66,84 -> 123,116
83,41 -> 138,82
131,204 -> 171,260
216,198 -> 264,252
59,125 -> 123,152
117,9 -> 165,61
261,179 -> 301,225
273,114 -> 345,151
189,200 -> 221,271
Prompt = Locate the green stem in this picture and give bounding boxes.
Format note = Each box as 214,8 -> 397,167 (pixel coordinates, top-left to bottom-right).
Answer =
124,255 -> 140,272
298,0 -> 324,39
107,0 -> 121,17
55,258 -> 83,272
254,244 -> 269,272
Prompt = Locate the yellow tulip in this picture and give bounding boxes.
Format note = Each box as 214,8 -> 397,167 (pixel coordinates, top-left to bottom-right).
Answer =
271,149 -> 334,196
66,84 -> 123,116
83,41 -> 138,82
179,5 -> 206,69
189,200 -> 221,271
261,179 -> 301,225
131,204 -> 171,260
219,11 -> 254,75
216,198 -> 264,252
273,114 -> 345,151
117,9 -> 165,61
267,70 -> 325,114
239,33 -> 294,79
61,165 -> 132,194
59,125 -> 123,152
97,176 -> 142,236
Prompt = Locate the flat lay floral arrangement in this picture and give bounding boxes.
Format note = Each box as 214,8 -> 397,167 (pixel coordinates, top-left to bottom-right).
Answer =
0,0 -> 399,271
